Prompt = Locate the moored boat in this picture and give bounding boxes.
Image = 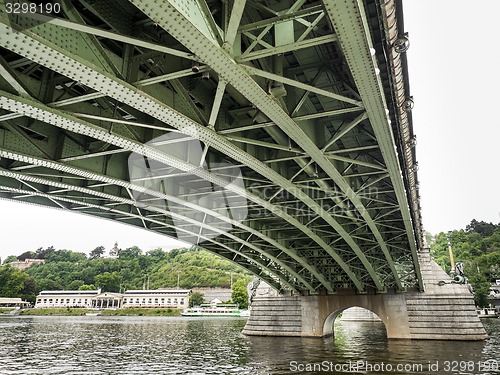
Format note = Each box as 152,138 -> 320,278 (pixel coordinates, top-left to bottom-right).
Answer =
181,304 -> 249,317
85,310 -> 102,316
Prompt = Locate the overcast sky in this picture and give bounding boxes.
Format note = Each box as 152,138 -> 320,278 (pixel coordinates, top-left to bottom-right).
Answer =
1,0 -> 499,260
403,0 -> 500,234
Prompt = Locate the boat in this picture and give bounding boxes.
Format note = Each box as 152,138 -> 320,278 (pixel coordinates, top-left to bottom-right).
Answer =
85,310 -> 102,316
181,304 -> 249,317
476,307 -> 499,318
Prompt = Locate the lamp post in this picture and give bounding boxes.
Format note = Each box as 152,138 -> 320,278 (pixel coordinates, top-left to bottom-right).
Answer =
447,235 -> 456,276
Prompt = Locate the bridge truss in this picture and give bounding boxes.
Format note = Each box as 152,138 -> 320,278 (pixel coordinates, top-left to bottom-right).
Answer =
0,0 -> 424,293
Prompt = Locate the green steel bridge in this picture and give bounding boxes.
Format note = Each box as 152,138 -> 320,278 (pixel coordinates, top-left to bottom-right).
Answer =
0,0 -> 424,294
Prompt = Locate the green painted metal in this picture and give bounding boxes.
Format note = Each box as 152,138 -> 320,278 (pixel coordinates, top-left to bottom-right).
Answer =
0,17 -> 365,292
321,0 -> 424,291
0,0 -> 424,293
0,92 -> 333,292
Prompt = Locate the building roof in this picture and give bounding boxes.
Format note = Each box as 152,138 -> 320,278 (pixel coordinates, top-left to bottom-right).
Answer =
124,289 -> 191,295
0,297 -> 30,304
38,290 -> 101,296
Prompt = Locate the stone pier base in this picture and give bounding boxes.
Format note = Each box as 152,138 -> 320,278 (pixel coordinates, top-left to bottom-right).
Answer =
243,250 -> 487,340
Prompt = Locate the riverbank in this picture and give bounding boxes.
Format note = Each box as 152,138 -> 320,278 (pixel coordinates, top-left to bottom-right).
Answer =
16,308 -> 183,317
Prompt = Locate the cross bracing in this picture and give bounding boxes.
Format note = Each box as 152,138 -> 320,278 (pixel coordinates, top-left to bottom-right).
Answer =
0,0 -> 423,293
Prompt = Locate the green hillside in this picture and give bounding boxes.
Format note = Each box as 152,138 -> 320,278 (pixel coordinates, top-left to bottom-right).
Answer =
429,219 -> 500,307
0,246 -> 251,303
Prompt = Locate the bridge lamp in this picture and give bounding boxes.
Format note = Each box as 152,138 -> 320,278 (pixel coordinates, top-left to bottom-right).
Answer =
447,235 -> 456,276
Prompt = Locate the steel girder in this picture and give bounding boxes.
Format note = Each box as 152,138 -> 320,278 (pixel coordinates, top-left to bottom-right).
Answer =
128,0 -> 406,290
0,0 -> 423,293
0,92 -> 325,292
321,0 -> 423,291
0,17 -> 365,292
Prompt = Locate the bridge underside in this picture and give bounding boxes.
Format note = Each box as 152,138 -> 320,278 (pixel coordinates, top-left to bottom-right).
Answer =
0,0 -> 424,293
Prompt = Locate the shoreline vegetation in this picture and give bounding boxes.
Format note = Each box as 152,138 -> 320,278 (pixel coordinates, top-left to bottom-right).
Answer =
1,307 -> 183,317
0,246 -> 252,305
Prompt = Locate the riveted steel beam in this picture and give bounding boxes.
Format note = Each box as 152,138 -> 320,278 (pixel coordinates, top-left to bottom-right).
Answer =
236,35 -> 337,62
0,183 -> 285,290
224,0 -> 246,50
321,0 -> 423,291
0,55 -> 31,97
244,65 -> 362,107
0,93 -> 335,292
0,167 -> 305,290
239,5 -> 324,33
15,12 -> 196,61
0,20 -> 365,291
0,149 -> 330,291
128,0 -> 397,291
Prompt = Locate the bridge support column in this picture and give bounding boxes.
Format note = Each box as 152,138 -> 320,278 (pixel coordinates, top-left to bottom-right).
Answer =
243,250 -> 487,340
242,293 -> 411,339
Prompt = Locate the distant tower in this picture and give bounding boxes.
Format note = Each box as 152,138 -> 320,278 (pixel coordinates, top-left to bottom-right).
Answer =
109,241 -> 119,257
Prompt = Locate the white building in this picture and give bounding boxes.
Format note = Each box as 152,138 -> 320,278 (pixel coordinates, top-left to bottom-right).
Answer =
35,289 -> 102,308
0,297 -> 31,308
122,289 -> 190,309
34,288 -> 191,309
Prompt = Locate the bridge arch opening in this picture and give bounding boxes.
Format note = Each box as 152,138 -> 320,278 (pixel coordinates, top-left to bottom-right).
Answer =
322,306 -> 387,340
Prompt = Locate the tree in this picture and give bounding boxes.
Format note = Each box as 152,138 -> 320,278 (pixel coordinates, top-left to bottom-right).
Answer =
17,251 -> 35,260
146,248 -> 167,263
95,271 -> 121,292
36,279 -> 63,292
189,291 -> 205,307
231,279 -> 249,309
89,246 -> 105,259
0,265 -> 36,301
2,255 -> 18,264
35,246 -> 56,259
78,284 -> 96,291
118,246 -> 142,260
469,274 -> 490,307
46,250 -> 87,263
68,280 -> 85,290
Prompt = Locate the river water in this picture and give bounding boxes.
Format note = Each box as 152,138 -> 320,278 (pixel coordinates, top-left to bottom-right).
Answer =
0,315 -> 498,374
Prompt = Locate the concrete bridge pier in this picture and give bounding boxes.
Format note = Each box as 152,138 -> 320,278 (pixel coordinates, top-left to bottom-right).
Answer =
243,250 -> 487,340
242,293 -> 412,339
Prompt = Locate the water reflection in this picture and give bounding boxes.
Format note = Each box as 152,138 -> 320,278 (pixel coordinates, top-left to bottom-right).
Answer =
0,316 -> 498,374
